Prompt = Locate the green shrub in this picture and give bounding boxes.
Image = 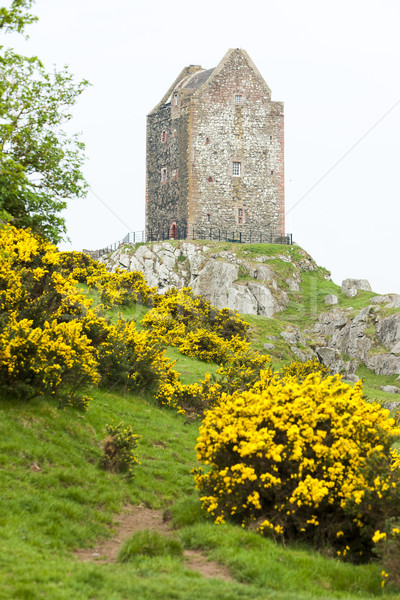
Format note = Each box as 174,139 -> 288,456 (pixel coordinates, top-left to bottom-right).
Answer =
100,422 -> 140,478
117,530 -> 183,562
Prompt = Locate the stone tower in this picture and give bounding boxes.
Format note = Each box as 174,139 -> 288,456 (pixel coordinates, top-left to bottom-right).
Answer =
146,49 -> 285,241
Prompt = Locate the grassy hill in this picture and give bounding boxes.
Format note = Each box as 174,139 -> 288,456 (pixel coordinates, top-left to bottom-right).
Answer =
2,237 -> 400,599
2,385 -> 399,599
1,301 -> 400,599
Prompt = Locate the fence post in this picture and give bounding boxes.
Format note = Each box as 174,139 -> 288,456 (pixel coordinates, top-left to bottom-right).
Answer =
239,232 -> 242,243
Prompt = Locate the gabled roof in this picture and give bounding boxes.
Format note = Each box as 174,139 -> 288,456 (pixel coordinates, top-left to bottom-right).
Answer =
148,49 -> 271,116
199,49 -> 271,98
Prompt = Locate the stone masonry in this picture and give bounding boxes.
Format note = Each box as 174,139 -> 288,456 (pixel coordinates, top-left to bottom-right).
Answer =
146,49 -> 285,240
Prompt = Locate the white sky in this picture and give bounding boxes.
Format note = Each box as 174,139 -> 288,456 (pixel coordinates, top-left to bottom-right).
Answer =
5,0 -> 400,294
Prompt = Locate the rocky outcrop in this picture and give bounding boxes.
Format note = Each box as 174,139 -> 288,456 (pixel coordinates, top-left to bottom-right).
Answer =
100,241 -> 316,317
311,299 -> 400,376
100,242 -> 400,378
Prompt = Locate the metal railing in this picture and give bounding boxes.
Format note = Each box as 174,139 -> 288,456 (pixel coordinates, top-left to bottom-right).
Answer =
84,227 -> 292,259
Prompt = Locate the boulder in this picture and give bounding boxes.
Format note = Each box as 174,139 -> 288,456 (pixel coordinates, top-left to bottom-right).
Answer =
324,294 -> 338,305
383,401 -> 400,411
380,385 -> 400,394
365,354 -> 400,376
281,331 -> 298,345
345,374 -> 359,382
376,314 -> 400,349
263,343 -> 275,351
370,294 -> 400,308
341,279 -> 372,295
315,347 -> 345,374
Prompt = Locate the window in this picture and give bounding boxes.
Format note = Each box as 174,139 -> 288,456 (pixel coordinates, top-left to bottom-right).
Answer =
173,169 -> 178,181
207,213 -> 211,222
161,131 -> 167,143
208,175 -> 214,183
232,162 -> 241,176
234,94 -> 242,104
237,207 -> 244,224
270,170 -> 274,175
205,136 -> 210,144
161,168 -> 167,184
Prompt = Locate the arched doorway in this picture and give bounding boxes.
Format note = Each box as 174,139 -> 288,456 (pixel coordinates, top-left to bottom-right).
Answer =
169,222 -> 177,239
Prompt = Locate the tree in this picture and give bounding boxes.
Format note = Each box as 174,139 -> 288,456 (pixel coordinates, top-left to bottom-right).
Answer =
0,0 -> 37,35
0,1 -> 89,243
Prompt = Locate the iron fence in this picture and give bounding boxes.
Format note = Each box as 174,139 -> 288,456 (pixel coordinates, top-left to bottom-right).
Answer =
84,227 -> 292,259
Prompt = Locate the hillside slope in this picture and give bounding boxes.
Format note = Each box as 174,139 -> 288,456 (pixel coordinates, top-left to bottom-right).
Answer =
103,241 -> 400,385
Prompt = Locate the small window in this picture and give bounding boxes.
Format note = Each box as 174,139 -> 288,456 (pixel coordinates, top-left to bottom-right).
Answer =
238,208 -> 243,216
161,131 -> 167,143
270,170 -> 274,175
208,176 -> 214,183
270,135 -> 273,140
234,95 -> 242,104
237,207 -> 244,225
205,136 -> 210,144
173,169 -> 178,181
161,168 -> 167,184
232,162 -> 241,177
207,213 -> 211,222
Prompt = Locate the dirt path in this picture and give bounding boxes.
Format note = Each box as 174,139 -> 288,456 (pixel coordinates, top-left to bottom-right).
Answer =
74,504 -> 234,582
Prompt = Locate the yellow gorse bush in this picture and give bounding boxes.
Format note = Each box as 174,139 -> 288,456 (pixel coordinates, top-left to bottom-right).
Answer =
0,225 -> 177,405
194,373 -> 400,562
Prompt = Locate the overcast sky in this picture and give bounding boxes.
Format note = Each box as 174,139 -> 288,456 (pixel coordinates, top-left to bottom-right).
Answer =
6,0 -> 400,294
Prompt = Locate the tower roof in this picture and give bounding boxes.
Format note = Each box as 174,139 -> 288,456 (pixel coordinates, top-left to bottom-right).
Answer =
148,49 -> 272,115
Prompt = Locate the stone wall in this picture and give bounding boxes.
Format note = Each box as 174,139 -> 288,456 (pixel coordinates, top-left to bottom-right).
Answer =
146,49 -> 284,240
189,50 -> 284,236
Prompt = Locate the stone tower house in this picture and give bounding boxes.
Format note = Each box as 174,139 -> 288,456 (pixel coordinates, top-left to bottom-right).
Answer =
146,49 -> 284,241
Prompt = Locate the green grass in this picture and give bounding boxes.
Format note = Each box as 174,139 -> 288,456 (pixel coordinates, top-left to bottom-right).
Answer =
164,346 -> 220,384
1,386 -> 400,599
178,522 -> 388,598
118,530 -> 183,562
3,249 -> 400,598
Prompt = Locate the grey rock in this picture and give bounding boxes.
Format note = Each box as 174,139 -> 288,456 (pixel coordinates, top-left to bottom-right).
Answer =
392,342 -> 400,355
281,331 -> 298,344
380,385 -> 400,394
383,401 -> 400,412
376,314 -> 400,349
192,260 -> 238,305
118,254 -> 130,269
247,282 -> 281,317
315,347 -> 344,374
287,277 -> 300,292
341,279 -> 372,296
365,354 -> 400,376
370,294 -> 400,308
345,374 -> 359,382
324,294 -> 338,305
290,346 -> 309,362
263,343 -> 275,351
